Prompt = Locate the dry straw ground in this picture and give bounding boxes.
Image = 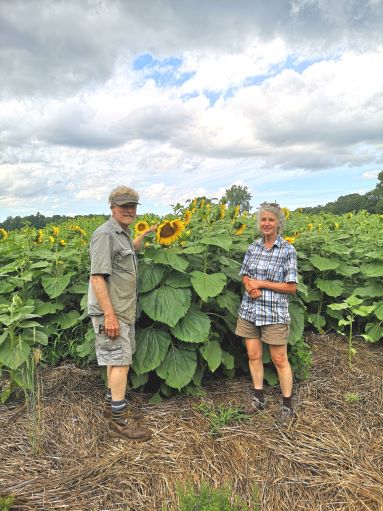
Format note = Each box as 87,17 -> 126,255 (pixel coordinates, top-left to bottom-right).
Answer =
1,335 -> 382,511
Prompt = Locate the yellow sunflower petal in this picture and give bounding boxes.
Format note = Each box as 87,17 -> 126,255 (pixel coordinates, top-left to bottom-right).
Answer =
134,220 -> 150,236
156,219 -> 185,245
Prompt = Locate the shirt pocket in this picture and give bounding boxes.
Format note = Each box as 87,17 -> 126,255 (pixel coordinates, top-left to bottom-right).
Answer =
114,248 -> 135,272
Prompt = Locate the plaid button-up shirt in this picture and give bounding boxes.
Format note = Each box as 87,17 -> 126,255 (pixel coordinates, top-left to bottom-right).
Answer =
238,235 -> 298,325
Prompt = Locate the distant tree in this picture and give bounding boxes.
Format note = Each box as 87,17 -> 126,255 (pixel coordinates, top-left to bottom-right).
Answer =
223,185 -> 252,212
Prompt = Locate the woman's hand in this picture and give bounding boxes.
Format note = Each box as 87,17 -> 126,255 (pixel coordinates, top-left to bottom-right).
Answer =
248,288 -> 262,299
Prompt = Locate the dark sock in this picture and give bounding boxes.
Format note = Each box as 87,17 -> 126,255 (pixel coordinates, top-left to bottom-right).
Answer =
111,399 -> 128,420
254,388 -> 264,402
283,395 -> 293,410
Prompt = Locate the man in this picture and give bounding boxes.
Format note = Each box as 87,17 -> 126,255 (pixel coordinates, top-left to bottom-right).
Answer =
88,185 -> 156,441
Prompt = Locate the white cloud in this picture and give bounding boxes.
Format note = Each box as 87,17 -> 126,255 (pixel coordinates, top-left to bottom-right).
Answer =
0,1 -> 382,219
362,170 -> 380,179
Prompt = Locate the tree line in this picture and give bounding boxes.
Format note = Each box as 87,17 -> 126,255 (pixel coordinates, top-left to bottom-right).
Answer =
300,170 -> 383,215
0,212 -> 108,231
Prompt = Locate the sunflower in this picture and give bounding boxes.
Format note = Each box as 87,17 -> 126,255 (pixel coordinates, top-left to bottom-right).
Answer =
70,225 -> 86,236
284,236 -> 296,244
281,207 -> 290,219
51,226 -> 60,236
34,229 -> 44,243
0,228 -> 8,241
234,223 -> 247,236
156,219 -> 185,246
134,220 -> 149,237
183,210 -> 192,225
233,205 -> 240,219
219,204 -> 226,219
307,223 -> 314,231
59,239 -> 66,247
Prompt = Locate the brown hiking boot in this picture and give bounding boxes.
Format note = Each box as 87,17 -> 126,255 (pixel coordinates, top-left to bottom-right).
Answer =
109,418 -> 152,442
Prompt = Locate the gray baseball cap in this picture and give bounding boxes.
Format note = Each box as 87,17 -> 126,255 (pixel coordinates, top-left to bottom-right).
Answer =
111,194 -> 141,206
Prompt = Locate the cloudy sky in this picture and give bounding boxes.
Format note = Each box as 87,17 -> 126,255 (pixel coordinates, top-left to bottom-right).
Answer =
1,0 -> 382,220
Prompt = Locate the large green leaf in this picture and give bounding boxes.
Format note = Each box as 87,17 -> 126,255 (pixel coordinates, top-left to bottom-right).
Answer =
181,245 -> 207,254
133,327 -> 172,374
316,278 -> 344,297
57,310 -> 81,329
138,263 -> 165,293
335,264 -> 360,277
190,271 -> 227,302
165,271 -> 191,288
0,337 -> 30,369
30,261 -> 51,269
156,346 -> 197,389
171,309 -> 211,343
200,340 -> 222,372
33,300 -> 65,316
220,259 -> 242,283
22,329 -> 49,346
139,286 -> 191,327
41,273 -> 74,299
146,248 -> 189,272
288,299 -> 305,344
363,323 -> 383,342
129,370 -> 149,389
360,263 -> 383,277
200,233 -> 232,251
221,350 -> 235,370
309,255 -> 339,271
69,282 -> 89,294
374,301 -> 383,321
353,283 -> 383,298
216,290 -> 240,317
308,313 -> 326,331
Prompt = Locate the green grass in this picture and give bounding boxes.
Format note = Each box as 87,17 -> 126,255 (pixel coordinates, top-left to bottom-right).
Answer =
197,401 -> 250,435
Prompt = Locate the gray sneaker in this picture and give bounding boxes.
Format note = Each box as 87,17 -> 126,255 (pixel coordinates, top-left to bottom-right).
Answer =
244,396 -> 266,415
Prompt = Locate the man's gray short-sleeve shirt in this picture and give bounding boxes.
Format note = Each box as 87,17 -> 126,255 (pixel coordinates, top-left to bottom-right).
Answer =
88,216 -> 138,324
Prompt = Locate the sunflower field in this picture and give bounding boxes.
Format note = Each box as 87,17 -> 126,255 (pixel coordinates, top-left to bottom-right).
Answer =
0,201 -> 382,402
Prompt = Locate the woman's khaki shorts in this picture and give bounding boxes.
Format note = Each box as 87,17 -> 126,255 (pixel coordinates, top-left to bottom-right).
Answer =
235,316 -> 289,346
91,315 -> 136,366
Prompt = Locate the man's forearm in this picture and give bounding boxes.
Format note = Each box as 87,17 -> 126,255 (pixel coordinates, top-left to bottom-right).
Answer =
90,275 -> 115,317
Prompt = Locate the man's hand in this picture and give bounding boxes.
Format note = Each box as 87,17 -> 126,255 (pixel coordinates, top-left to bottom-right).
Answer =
104,312 -> 120,339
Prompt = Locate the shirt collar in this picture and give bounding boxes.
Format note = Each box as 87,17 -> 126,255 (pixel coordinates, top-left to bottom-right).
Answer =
258,234 -> 282,248
108,216 -> 131,235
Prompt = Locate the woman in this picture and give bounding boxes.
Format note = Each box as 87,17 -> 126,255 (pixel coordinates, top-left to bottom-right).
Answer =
235,202 -> 298,424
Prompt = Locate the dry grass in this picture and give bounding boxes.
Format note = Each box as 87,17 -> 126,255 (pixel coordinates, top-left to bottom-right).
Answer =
0,334 -> 382,511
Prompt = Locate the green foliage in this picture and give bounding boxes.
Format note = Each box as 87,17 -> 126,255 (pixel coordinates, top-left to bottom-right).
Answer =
0,496 -> 15,511
167,481 -> 259,511
344,392 -> 360,405
197,401 -> 251,435
1,201 -> 381,401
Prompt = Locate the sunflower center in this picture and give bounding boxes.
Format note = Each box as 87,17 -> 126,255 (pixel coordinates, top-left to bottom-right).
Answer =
160,223 -> 176,237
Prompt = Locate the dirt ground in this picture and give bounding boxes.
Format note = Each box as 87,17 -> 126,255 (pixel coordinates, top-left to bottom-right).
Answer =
0,334 -> 382,511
